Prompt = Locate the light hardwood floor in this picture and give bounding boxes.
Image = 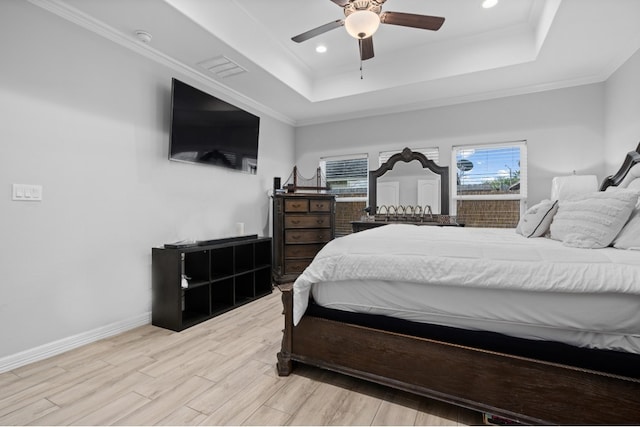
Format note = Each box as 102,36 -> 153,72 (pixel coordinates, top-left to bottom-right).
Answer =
0,290 -> 483,426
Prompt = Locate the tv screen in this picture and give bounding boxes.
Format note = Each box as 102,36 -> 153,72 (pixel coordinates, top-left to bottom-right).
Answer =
169,78 -> 260,174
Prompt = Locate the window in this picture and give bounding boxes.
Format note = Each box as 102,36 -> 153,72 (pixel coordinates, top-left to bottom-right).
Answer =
320,154 -> 368,200
320,154 -> 369,238
452,141 -> 527,228
379,147 -> 439,167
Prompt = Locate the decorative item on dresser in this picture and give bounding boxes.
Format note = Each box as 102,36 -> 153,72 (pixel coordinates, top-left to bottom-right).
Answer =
272,193 -> 336,284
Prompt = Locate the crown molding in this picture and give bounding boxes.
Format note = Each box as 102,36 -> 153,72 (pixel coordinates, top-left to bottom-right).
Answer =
294,74 -> 607,127
27,0 -> 296,126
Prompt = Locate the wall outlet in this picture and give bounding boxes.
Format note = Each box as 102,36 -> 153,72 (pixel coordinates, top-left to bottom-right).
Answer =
12,184 -> 43,201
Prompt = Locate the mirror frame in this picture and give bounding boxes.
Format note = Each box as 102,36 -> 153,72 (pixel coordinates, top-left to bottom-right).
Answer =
369,147 -> 449,215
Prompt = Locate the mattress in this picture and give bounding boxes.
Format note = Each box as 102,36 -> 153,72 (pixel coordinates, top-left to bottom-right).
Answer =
312,280 -> 640,353
293,224 -> 640,353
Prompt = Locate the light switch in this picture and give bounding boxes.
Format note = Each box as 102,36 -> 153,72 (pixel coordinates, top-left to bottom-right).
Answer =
12,184 -> 43,201
31,185 -> 42,200
14,184 -> 24,198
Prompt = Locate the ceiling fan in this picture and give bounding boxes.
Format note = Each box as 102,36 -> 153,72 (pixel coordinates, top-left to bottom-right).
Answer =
291,0 -> 445,61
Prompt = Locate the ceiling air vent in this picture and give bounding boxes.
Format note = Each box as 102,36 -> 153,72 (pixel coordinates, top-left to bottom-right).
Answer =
198,56 -> 247,79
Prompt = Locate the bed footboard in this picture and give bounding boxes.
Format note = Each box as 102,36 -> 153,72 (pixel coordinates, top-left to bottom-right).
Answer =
276,284 -> 294,376
277,286 -> 640,425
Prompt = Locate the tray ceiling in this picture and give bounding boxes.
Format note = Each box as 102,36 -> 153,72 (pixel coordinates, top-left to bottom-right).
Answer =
30,0 -> 640,125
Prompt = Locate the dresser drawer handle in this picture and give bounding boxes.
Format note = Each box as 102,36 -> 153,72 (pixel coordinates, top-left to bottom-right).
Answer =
316,219 -> 324,224
291,220 -> 301,224
315,204 -> 325,209
292,203 -> 302,208
291,235 -> 301,240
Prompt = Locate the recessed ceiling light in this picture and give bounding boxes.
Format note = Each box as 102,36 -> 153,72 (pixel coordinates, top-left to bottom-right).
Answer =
315,45 -> 327,53
482,0 -> 498,8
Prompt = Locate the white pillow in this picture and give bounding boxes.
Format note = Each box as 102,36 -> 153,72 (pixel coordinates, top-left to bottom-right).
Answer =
613,207 -> 640,250
549,189 -> 639,248
516,200 -> 558,238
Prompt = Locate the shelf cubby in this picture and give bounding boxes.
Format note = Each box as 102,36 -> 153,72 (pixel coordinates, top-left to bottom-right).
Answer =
211,246 -> 234,280
235,244 -> 254,273
182,285 -> 210,326
254,267 -> 272,296
184,250 -> 209,283
254,240 -> 272,268
235,272 -> 254,303
211,277 -> 234,314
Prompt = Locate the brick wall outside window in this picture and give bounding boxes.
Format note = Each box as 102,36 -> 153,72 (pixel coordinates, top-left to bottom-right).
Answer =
456,199 -> 520,228
335,201 -> 367,237
335,198 -> 519,235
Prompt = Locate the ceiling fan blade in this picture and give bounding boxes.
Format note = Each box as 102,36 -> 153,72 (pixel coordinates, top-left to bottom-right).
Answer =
359,36 -> 374,61
329,0 -> 350,6
291,19 -> 344,43
380,12 -> 445,31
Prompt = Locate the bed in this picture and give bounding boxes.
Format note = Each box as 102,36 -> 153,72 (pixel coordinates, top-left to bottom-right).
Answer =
276,144 -> 640,425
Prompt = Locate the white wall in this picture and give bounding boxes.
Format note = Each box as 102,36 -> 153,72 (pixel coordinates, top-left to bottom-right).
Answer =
0,1 -> 294,361
295,84 -> 606,209
605,48 -> 640,170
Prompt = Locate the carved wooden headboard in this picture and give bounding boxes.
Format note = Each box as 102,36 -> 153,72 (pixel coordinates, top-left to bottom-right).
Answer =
600,142 -> 640,191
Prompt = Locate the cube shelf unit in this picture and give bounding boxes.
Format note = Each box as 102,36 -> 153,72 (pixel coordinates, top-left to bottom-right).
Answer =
152,236 -> 272,331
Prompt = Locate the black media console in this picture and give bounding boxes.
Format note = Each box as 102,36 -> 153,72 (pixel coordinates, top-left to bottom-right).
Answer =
152,235 -> 272,331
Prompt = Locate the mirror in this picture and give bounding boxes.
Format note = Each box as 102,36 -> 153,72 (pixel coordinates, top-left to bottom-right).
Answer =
369,147 -> 449,215
377,160 -> 441,212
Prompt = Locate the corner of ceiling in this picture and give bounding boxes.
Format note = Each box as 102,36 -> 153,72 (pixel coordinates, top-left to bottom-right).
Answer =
532,0 -> 562,53
164,0 -> 316,103
26,0 -> 298,126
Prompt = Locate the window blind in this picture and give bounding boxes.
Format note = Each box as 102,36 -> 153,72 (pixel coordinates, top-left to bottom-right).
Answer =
379,147 -> 439,167
320,155 -> 368,198
453,142 -> 526,198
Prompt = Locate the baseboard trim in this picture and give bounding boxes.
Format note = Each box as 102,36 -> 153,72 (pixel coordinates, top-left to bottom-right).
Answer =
0,312 -> 151,373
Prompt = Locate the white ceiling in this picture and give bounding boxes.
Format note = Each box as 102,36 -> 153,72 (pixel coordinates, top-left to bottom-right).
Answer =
31,0 -> 640,126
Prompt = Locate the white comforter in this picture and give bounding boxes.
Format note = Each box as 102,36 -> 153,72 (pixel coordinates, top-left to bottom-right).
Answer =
292,224 -> 640,325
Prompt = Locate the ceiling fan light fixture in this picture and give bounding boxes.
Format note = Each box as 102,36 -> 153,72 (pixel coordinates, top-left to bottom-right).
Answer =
482,0 -> 498,9
344,10 -> 380,39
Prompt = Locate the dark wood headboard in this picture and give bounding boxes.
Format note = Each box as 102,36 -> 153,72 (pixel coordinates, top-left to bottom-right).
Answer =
600,142 -> 640,191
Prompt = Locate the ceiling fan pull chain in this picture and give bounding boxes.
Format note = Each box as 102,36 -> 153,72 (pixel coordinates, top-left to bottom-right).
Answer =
359,39 -> 364,79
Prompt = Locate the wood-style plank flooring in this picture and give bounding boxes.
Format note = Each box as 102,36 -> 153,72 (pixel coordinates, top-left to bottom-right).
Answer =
0,290 -> 483,425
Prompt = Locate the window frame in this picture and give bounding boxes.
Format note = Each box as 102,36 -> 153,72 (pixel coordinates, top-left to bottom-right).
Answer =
450,140 -> 527,214
320,153 -> 369,203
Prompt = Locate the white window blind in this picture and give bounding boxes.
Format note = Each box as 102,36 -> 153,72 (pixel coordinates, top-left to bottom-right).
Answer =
379,147 -> 439,167
320,154 -> 368,199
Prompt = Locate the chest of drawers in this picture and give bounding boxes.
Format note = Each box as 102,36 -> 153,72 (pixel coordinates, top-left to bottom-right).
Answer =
273,193 -> 336,284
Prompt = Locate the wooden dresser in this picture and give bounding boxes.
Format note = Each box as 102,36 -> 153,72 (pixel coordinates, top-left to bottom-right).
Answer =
272,193 -> 336,284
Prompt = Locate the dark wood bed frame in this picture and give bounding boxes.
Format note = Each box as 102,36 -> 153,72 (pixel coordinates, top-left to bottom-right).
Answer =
277,143 -> 640,425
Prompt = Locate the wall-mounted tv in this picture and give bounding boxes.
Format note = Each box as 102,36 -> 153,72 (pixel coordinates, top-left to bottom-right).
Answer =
169,78 -> 260,174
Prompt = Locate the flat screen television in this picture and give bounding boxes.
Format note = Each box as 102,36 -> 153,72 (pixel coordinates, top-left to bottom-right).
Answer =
169,78 -> 260,174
